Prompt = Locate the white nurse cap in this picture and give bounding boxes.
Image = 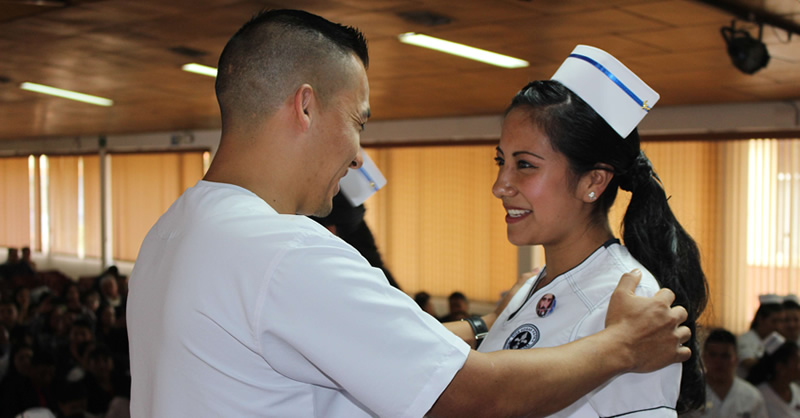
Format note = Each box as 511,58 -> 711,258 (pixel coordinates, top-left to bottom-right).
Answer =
339,148 -> 387,206
759,293 -> 784,305
550,45 -> 659,138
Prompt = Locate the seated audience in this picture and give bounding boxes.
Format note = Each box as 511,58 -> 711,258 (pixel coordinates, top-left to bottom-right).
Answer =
14,287 -> 32,326
94,304 -> 128,368
53,378 -> 91,418
681,328 -> 766,417
98,273 -> 126,320
19,247 -> 36,273
63,284 -> 95,329
0,248 -> 20,281
0,300 -> 19,332
81,291 -> 100,316
0,347 -> 57,418
747,333 -> 800,416
84,344 -> 129,417
54,319 -> 94,382
33,305 -> 70,359
0,257 -> 131,418
0,325 -> 9,383
739,294 -> 785,377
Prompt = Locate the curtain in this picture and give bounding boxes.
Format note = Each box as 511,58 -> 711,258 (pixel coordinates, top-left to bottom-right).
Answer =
43,155 -> 101,258
0,157 -> 31,248
47,156 -> 80,256
110,152 -> 204,261
83,155 -> 101,258
363,145 -> 518,303
731,139 -> 800,333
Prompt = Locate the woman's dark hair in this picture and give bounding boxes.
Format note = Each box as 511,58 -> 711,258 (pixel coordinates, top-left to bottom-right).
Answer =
750,302 -> 783,330
507,80 -> 708,413
746,341 -> 798,385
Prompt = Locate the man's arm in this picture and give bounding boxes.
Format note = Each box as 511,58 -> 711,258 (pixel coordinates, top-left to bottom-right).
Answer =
444,269 -> 538,347
428,270 -> 691,418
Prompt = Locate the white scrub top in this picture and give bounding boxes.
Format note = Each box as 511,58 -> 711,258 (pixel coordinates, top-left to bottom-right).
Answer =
480,240 -> 681,417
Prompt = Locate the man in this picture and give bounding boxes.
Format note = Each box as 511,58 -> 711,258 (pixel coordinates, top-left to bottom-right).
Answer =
0,248 -> 19,281
682,329 -> 766,418
441,291 -> 470,322
414,291 -> 438,318
127,9 -> 690,417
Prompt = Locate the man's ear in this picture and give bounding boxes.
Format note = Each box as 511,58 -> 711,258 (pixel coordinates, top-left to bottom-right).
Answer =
293,84 -> 314,130
580,163 -> 614,202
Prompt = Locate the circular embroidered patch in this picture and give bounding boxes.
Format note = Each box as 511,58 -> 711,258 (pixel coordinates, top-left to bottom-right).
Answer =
504,324 -> 540,350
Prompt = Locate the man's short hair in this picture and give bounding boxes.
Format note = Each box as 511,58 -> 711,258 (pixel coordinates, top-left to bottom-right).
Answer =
215,9 -> 369,129
414,292 -> 431,307
448,292 -> 467,302
704,328 -> 737,350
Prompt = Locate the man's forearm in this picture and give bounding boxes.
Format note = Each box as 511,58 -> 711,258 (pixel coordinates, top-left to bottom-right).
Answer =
429,327 -> 633,418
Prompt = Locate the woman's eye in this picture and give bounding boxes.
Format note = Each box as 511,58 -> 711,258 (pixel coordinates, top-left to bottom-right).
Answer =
494,157 -> 504,166
517,160 -> 536,169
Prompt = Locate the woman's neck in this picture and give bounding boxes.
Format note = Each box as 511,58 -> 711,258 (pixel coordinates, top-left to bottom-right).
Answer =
537,222 -> 614,291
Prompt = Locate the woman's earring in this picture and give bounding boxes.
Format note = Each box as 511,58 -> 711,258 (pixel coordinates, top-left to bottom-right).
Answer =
588,191 -> 596,201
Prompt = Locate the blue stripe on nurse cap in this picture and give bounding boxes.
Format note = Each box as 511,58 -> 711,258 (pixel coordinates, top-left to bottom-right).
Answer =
550,45 -> 660,138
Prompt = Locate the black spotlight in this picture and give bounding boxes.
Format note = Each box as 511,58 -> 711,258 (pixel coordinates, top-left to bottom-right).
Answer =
720,21 -> 770,74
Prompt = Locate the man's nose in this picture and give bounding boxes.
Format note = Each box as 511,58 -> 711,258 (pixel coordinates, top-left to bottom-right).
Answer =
350,152 -> 364,169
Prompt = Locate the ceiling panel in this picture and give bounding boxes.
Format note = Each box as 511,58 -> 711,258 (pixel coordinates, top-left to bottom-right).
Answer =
0,0 -> 797,140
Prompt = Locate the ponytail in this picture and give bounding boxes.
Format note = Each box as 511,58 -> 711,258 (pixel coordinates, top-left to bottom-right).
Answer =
618,151 -> 708,413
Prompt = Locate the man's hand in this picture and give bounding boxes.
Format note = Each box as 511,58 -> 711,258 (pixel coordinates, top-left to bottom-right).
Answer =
605,269 -> 691,373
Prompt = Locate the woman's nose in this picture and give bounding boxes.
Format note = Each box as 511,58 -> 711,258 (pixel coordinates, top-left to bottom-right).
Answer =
492,174 -> 515,198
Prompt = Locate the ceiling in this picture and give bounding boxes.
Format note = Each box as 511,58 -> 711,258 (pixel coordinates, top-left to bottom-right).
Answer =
0,0 -> 799,141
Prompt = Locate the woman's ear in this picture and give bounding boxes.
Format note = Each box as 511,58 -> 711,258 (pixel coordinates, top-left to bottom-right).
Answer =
580,163 -> 614,203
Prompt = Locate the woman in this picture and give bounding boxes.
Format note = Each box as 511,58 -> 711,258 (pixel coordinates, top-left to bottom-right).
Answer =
478,45 -> 707,416
747,333 -> 800,416
739,295 -> 785,376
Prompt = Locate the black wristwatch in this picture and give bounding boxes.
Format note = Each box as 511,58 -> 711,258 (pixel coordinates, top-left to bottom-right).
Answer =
462,315 -> 489,348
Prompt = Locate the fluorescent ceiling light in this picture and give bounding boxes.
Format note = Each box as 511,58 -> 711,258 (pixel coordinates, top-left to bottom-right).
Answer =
20,82 -> 113,107
182,63 -> 218,77
398,32 -> 529,69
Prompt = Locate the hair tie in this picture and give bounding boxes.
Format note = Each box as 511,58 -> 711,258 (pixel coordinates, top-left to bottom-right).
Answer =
618,151 -> 657,192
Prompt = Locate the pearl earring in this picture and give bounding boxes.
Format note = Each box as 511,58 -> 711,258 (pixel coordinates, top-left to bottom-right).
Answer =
588,191 -> 596,200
